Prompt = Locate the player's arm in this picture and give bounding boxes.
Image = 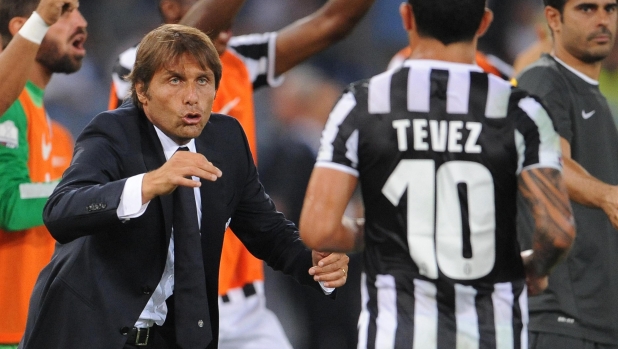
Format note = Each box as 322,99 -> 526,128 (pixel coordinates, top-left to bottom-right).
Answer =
518,167 -> 575,295
273,0 -> 375,76
558,137 -> 618,229
0,0 -> 78,115
0,105 -> 54,231
299,167 -> 363,252
178,0 -> 246,38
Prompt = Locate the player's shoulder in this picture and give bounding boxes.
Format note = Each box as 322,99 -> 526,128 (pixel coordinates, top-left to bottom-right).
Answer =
515,54 -> 565,88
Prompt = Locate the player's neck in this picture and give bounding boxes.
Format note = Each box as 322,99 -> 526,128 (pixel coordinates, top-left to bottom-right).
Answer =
552,45 -> 603,81
408,38 -> 476,65
29,63 -> 53,90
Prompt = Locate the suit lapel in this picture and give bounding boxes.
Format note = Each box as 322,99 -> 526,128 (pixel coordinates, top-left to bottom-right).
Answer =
138,112 -> 174,240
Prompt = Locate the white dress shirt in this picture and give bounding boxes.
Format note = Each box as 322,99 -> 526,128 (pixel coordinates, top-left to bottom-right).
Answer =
117,127 -> 201,328
117,127 -> 333,328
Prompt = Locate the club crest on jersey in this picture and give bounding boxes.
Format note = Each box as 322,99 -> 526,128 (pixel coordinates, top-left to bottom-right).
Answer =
0,120 -> 19,148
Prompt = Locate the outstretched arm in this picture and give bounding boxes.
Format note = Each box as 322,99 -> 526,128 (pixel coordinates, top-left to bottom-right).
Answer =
0,0 -> 78,115
178,0 -> 246,38
273,0 -> 375,76
518,167 -> 575,295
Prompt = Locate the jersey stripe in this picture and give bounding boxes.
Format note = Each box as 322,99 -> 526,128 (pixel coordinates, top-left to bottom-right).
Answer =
408,66 -> 431,113
316,91 -> 357,164
485,75 -> 511,118
358,273 -> 370,349
455,284 -> 480,348
447,70 -> 471,114
493,282 -> 515,349
413,279 -> 438,349
375,275 -> 397,348
369,71 -> 392,114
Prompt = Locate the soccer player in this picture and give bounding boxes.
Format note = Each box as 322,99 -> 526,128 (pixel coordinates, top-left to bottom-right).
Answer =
299,0 -> 576,348
0,0 -> 78,115
515,0 -> 618,348
0,1 -> 85,348
108,0 -> 374,348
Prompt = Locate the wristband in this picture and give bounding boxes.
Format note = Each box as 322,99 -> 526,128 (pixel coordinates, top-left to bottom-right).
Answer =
18,12 -> 50,45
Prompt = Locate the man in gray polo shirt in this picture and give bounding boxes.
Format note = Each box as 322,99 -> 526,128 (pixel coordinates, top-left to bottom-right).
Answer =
516,0 -> 618,348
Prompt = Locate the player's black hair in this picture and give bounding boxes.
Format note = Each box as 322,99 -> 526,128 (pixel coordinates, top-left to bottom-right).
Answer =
407,0 -> 487,45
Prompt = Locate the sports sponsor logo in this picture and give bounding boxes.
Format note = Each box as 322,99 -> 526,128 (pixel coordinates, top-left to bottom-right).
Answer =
582,110 -> 596,119
0,120 -> 18,148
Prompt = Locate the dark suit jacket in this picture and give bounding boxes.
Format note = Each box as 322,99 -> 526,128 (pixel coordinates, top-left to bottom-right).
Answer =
19,102 -> 322,349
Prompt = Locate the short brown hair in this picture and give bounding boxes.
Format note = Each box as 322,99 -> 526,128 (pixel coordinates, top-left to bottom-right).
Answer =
127,24 -> 222,109
0,0 -> 39,48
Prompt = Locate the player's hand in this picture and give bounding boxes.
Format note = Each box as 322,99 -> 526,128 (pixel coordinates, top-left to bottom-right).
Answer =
521,249 -> 549,296
142,150 -> 222,203
36,0 -> 79,26
309,251 -> 350,288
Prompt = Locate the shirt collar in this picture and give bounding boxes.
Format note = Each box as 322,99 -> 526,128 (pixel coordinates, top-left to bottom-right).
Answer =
552,55 -> 599,86
153,126 -> 197,161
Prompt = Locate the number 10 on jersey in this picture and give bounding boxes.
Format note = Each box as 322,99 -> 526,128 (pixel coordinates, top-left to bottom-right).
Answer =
382,159 -> 496,281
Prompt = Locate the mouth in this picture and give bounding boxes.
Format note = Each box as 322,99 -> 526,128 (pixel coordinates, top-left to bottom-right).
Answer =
182,112 -> 203,125
70,32 -> 87,55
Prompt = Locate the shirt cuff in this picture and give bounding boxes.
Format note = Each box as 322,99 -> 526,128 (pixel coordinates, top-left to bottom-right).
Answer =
117,174 -> 150,219
319,281 -> 335,295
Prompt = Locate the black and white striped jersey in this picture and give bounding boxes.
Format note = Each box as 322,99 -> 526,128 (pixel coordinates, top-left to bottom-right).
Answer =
317,59 -> 562,349
110,32 -> 282,107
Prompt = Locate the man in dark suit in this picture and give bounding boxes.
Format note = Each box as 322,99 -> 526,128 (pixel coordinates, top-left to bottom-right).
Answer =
19,24 -> 349,349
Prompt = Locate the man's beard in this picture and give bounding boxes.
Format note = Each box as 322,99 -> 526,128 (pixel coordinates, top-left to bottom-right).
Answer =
35,38 -> 83,74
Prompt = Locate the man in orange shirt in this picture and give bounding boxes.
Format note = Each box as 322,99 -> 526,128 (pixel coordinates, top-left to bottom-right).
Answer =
109,0 -> 374,347
0,0 -> 85,347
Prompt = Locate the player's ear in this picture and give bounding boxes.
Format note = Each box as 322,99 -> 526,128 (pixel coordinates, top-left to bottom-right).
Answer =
8,17 -> 27,36
545,5 -> 562,36
400,2 -> 414,32
136,82 -> 149,105
476,8 -> 494,38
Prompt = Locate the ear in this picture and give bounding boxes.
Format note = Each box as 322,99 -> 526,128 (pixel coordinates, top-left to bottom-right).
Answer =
8,17 -> 27,36
159,0 -> 182,24
400,2 -> 414,32
545,6 -> 562,36
135,82 -> 149,106
476,8 -> 494,38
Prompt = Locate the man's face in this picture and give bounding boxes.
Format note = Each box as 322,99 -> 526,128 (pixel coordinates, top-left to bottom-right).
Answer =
557,0 -> 618,63
137,53 -> 216,145
36,9 -> 87,74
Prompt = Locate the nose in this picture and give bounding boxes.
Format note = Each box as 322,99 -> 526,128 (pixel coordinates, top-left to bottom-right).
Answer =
598,7 -> 613,27
184,84 -> 199,106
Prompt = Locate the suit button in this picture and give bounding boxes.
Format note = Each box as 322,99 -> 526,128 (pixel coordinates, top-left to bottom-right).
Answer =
120,327 -> 131,335
142,286 -> 152,295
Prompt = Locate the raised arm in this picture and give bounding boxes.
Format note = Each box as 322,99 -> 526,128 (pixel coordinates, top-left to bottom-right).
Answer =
518,167 -> 575,295
273,0 -> 375,76
0,0 -> 78,115
178,0 -> 246,38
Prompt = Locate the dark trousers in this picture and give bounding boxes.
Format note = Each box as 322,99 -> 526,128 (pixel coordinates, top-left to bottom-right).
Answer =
530,332 -> 618,349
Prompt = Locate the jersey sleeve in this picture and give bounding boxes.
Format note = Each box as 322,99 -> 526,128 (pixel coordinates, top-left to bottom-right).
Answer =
315,88 -> 361,177
109,46 -> 137,110
513,93 -> 563,174
227,32 -> 283,90
517,66 -> 572,143
0,102 -> 48,231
